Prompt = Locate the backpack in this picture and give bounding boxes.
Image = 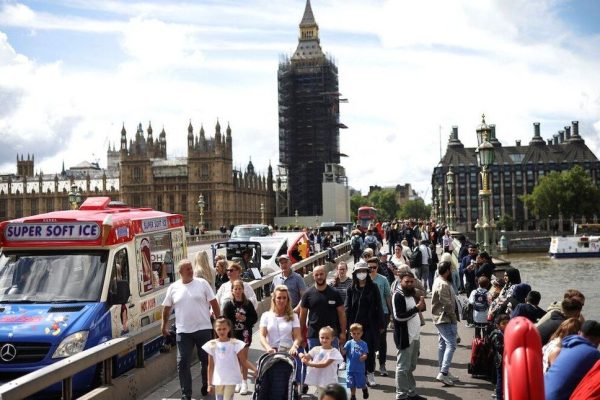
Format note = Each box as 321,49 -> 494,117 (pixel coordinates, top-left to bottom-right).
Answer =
408,247 -> 422,268
473,289 -> 489,312
364,235 -> 377,251
351,236 -> 362,253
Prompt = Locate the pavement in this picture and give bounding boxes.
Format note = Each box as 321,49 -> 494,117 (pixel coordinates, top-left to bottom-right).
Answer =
144,255 -> 496,400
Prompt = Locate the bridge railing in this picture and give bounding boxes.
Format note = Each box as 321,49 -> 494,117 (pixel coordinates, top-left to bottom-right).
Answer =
0,241 -> 351,400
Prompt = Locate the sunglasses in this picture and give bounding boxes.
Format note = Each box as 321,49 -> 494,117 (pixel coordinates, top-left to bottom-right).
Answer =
369,266 -> 378,270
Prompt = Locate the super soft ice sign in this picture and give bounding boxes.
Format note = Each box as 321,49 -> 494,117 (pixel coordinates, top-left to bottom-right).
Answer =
4,222 -> 101,241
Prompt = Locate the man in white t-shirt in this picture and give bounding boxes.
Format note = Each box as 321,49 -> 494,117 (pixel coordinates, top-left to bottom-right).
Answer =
162,259 -> 221,400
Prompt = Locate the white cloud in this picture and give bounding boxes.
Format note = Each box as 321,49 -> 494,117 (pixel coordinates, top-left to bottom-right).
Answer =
0,0 -> 599,205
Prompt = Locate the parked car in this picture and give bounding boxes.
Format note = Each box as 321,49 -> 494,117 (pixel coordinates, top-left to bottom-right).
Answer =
250,231 -> 313,274
229,224 -> 271,241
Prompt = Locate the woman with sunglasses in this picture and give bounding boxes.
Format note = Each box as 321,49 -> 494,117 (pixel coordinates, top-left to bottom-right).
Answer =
215,263 -> 258,309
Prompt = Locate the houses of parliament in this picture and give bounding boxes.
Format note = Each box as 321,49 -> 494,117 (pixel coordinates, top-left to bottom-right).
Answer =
0,121 -> 275,229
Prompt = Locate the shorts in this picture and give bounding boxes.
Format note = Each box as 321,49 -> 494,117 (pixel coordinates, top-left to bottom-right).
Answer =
233,329 -> 252,347
346,371 -> 366,389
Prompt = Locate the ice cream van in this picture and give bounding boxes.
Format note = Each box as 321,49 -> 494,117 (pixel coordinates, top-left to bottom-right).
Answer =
0,197 -> 187,393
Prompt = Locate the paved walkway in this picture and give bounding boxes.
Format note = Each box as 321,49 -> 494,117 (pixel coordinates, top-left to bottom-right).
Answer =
144,260 -> 495,399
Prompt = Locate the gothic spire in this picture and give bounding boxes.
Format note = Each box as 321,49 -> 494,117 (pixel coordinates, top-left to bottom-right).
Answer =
300,0 -> 316,27
293,0 -> 323,60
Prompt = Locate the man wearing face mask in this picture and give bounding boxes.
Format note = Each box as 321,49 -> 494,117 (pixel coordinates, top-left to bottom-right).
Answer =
393,270 -> 426,400
346,262 -> 385,387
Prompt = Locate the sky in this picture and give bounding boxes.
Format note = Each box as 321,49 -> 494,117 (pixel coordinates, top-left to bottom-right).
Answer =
1,0 -> 600,202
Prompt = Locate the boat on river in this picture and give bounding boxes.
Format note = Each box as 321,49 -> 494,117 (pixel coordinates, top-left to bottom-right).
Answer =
549,224 -> 600,258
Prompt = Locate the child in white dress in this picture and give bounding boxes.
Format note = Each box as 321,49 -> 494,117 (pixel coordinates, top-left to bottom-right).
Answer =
301,326 -> 343,397
202,317 -> 256,400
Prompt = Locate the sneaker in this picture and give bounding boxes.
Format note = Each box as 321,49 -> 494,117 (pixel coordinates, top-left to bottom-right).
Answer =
447,372 -> 460,381
436,372 -> 454,386
350,395 -> 356,400
240,381 -> 248,395
362,387 -> 369,399
366,372 -> 376,387
379,365 -> 388,376
338,361 -> 346,370
235,384 -> 241,393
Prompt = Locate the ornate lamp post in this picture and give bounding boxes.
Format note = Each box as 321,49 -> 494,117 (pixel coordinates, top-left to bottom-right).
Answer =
437,185 -> 444,225
260,202 -> 265,225
68,184 -> 82,210
197,194 -> 205,231
475,114 -> 495,254
294,209 -> 299,225
446,167 -> 455,231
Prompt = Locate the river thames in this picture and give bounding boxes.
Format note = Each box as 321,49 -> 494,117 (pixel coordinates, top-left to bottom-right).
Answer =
502,252 -> 600,321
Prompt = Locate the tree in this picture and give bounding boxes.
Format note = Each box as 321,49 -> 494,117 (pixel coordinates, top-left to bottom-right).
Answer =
369,189 -> 400,221
398,199 -> 432,220
350,193 -> 370,221
496,214 -> 514,231
522,165 -> 600,220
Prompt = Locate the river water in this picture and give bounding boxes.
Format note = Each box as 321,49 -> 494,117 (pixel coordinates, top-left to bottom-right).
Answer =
501,252 -> 600,321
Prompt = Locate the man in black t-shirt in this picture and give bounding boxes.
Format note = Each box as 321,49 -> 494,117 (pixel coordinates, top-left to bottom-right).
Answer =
300,265 -> 347,350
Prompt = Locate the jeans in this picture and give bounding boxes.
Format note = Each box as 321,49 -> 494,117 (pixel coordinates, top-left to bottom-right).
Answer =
378,314 -> 388,366
436,323 -> 457,374
496,364 -> 503,399
176,329 -> 213,398
396,339 -> 420,399
427,269 -> 435,292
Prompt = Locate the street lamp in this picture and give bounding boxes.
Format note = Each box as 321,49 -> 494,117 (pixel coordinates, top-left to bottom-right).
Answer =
197,194 -> 205,232
446,167 -> 455,231
476,114 -> 495,254
68,184 -> 82,210
260,202 -> 265,225
294,209 -> 298,225
437,185 -> 444,225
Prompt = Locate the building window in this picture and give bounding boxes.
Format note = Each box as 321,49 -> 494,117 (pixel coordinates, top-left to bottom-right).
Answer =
169,194 -> 175,212
30,199 -> 38,215
181,194 -> 187,212
62,197 -> 69,210
133,194 -> 142,208
201,164 -> 209,180
46,198 -> 54,212
156,195 -> 163,211
133,167 -> 143,182
0,199 -> 6,219
15,199 -> 22,217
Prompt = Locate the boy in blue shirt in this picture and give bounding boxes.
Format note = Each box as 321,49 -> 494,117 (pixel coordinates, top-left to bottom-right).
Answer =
343,323 -> 369,400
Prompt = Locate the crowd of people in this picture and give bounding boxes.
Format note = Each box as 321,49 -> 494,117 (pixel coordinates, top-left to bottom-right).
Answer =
160,220 -> 599,400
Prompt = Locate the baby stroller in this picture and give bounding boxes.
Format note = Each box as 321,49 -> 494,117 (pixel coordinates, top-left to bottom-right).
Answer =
253,352 -> 298,400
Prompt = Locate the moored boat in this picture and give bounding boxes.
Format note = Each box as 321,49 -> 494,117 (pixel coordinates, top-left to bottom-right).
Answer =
549,224 -> 600,258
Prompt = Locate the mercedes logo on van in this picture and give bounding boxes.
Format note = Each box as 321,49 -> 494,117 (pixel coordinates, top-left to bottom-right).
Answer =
0,344 -> 17,362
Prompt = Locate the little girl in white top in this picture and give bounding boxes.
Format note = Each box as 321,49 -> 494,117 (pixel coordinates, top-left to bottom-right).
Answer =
301,326 -> 343,397
202,317 -> 257,400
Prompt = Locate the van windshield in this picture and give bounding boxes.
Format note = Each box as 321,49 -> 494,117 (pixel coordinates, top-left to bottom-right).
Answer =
0,250 -> 108,303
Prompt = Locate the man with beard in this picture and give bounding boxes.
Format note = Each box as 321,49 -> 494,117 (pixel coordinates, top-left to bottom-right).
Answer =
393,270 -> 427,400
300,265 -> 347,350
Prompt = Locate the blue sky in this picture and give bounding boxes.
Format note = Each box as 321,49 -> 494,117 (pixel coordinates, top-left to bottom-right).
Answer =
1,0 -> 600,200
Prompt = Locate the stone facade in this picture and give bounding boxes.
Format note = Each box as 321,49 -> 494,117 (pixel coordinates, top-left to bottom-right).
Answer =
432,120 -> 600,231
0,122 -> 275,229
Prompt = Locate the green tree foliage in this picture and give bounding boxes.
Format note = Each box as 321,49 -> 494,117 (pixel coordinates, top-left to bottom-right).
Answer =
522,165 -> 600,219
398,199 -> 432,220
369,189 -> 400,221
350,193 -> 370,221
496,214 -> 514,231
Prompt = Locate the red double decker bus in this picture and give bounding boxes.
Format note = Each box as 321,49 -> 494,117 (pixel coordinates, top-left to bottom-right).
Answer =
356,206 -> 377,233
